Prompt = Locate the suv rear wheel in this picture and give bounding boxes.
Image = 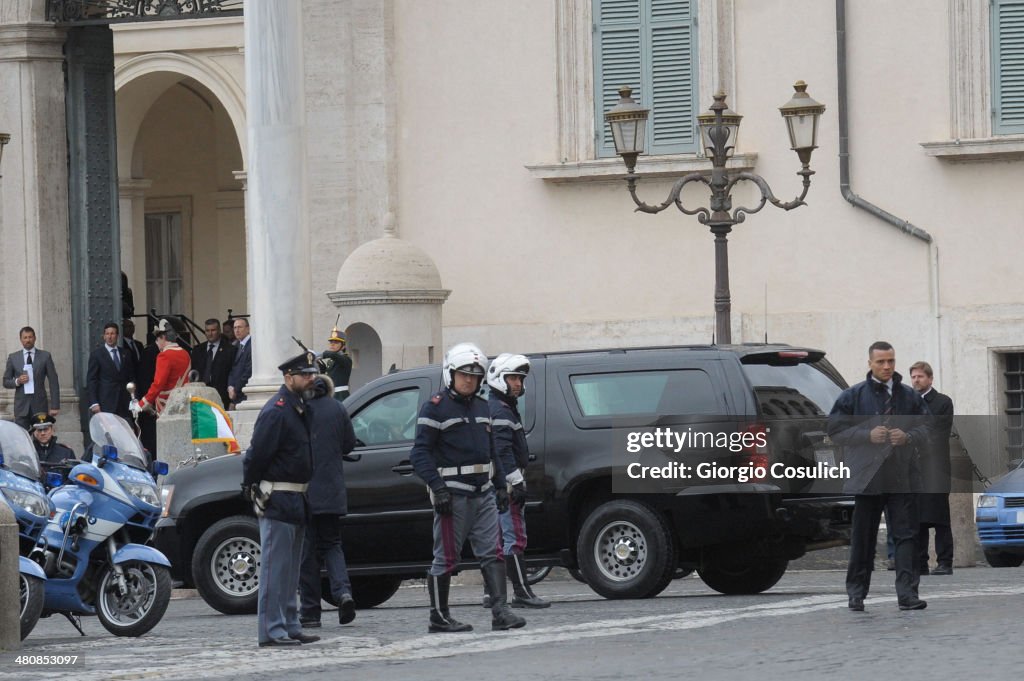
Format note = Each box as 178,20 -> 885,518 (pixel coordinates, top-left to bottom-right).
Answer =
983,549 -> 1024,568
192,515 -> 261,614
698,556 -> 788,595
577,499 -> 676,599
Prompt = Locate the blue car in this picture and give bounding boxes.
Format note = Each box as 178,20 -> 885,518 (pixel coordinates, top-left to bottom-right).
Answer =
976,462 -> 1024,567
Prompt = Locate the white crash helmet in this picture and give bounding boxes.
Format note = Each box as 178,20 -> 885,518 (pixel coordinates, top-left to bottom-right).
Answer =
442,342 -> 489,391
487,353 -> 530,395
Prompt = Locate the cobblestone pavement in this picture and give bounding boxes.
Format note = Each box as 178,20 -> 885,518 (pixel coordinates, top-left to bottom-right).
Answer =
3,564 -> 1021,681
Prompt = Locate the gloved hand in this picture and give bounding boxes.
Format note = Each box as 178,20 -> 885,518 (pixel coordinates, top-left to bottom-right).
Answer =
495,486 -> 510,514
433,488 -> 453,516
510,482 -> 528,506
129,399 -> 142,416
241,482 -> 255,502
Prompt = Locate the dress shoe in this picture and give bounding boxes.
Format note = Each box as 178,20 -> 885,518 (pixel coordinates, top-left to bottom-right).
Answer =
898,599 -> 928,611
289,633 -> 321,644
848,597 -> 864,612
258,637 -> 302,648
931,564 -> 953,575
339,594 -> 357,625
299,619 -> 321,629
886,559 -> 895,571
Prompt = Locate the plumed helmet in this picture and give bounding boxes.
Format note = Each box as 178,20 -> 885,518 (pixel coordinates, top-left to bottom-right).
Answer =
328,326 -> 346,344
486,353 -> 530,395
152,317 -> 178,343
442,342 -> 488,391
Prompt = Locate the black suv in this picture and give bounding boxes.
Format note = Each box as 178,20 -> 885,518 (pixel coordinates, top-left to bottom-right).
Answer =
154,344 -> 853,614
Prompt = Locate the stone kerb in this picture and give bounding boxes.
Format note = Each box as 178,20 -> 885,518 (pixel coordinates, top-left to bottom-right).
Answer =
0,501 -> 19,651
156,383 -> 235,475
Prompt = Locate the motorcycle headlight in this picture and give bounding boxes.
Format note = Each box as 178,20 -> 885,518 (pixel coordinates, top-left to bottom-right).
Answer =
977,495 -> 1000,508
1,487 -> 50,518
122,480 -> 160,508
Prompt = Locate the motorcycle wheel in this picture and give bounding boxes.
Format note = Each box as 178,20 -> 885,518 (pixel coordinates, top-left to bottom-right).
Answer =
96,561 -> 172,637
20,574 -> 44,640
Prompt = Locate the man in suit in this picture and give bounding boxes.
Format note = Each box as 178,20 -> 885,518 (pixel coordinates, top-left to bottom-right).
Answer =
86,322 -> 135,420
191,318 -> 236,407
3,326 -> 61,430
909,360 -> 955,575
121,318 -> 145,366
228,317 -> 252,408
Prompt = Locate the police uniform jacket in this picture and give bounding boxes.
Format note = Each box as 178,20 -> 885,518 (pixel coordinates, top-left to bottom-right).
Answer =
827,371 -> 930,495
34,437 -> 76,465
307,376 -> 356,515
488,391 -> 529,477
242,384 -> 314,524
411,389 -> 507,497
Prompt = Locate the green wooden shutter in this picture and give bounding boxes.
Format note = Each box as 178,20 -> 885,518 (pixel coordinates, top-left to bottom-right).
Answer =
594,0 -> 698,158
648,0 -> 697,154
993,0 -> 1024,135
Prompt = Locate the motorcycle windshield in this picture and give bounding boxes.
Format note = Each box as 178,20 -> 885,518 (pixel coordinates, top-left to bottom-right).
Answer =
88,413 -> 149,470
0,421 -> 42,481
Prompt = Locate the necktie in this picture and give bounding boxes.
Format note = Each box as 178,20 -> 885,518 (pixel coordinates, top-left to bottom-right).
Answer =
111,347 -> 121,370
205,344 -> 215,383
26,351 -> 32,366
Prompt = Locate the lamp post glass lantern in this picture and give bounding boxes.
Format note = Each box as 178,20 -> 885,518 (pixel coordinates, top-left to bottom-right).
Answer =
607,82 -> 825,344
0,133 -> 10,173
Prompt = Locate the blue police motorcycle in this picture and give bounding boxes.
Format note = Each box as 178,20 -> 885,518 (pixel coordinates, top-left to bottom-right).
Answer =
31,413 -> 172,637
0,421 -> 52,640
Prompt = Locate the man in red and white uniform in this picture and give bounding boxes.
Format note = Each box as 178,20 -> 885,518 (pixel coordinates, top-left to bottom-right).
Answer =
134,320 -> 191,415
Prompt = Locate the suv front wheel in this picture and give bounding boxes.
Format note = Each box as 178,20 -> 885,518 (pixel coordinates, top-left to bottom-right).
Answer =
192,515 -> 261,614
576,499 -> 676,599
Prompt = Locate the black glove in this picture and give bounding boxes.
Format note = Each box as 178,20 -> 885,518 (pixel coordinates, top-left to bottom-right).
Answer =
495,487 -> 510,514
510,483 -> 528,506
241,482 -> 254,502
433,488 -> 453,516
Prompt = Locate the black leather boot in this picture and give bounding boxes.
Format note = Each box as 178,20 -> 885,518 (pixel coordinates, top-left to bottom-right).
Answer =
507,554 -> 550,608
427,573 -> 473,633
482,561 -> 526,631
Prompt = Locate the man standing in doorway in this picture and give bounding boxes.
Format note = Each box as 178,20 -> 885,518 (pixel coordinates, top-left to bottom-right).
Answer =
228,318 -> 252,408
909,360 -> 955,576
86,322 -> 135,420
3,326 -> 60,430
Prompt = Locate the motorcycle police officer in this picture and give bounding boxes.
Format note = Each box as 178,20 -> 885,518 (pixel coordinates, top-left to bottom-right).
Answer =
485,354 -> 548,608
242,351 -> 320,647
410,342 -> 526,633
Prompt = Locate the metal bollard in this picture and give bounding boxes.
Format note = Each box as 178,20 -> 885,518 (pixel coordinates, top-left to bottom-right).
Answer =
0,501 -> 20,651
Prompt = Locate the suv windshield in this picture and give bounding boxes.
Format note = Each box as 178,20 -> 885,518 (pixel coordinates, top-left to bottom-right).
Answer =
741,360 -> 845,417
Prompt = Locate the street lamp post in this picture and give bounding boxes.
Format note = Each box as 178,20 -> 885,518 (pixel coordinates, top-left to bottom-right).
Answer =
605,82 -> 825,344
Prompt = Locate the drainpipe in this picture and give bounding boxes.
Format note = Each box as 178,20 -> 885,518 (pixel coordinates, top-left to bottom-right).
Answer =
836,0 -> 941,376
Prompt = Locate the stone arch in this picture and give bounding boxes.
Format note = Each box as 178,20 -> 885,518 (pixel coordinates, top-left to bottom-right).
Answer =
114,51 -> 247,172
346,322 -> 383,391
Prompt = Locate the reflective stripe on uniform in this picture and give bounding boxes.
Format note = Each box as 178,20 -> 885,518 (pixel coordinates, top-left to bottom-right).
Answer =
445,480 -> 494,493
259,481 -> 309,494
491,418 -> 523,430
333,385 -> 349,393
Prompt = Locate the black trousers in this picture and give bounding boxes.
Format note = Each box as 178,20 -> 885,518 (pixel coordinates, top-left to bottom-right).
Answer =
298,514 -> 352,620
918,525 -> 954,568
847,493 -> 920,603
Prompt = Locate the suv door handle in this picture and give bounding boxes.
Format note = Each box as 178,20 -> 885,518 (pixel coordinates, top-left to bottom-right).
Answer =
391,461 -> 415,475
528,454 -> 537,462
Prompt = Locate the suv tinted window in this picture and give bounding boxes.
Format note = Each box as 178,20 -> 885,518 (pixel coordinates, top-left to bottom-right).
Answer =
351,388 -> 420,445
741,362 -> 844,416
570,370 -> 718,417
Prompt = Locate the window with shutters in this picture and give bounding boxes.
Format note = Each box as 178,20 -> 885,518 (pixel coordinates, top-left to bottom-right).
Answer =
992,0 -> 1024,135
593,0 -> 698,157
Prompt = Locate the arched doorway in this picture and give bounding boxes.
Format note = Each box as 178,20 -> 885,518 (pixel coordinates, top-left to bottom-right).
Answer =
115,53 -> 247,342
347,322 -> 383,391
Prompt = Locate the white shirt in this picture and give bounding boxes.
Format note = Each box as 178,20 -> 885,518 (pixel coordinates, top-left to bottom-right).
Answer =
22,349 -> 35,395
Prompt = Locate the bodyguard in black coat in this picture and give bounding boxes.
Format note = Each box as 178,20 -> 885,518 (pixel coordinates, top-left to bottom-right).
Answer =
298,375 -> 358,627
86,323 -> 135,419
909,361 -> 955,574
827,341 -> 930,612
190,318 -> 236,408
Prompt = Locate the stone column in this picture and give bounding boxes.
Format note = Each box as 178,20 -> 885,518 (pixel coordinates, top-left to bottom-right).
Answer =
238,0 -> 310,413
118,177 -> 151,302
0,4 -> 81,448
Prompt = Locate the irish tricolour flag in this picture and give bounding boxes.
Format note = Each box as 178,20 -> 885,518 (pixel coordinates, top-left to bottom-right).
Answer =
190,397 -> 241,453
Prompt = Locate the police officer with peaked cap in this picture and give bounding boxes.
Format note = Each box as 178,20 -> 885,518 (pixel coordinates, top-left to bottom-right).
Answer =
30,412 -> 77,465
410,342 -> 525,633
242,350 -> 321,647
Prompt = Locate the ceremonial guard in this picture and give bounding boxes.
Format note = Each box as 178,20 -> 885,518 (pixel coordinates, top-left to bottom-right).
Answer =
410,342 -> 525,633
242,351 -> 320,647
132,319 -> 190,416
320,326 -> 353,401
